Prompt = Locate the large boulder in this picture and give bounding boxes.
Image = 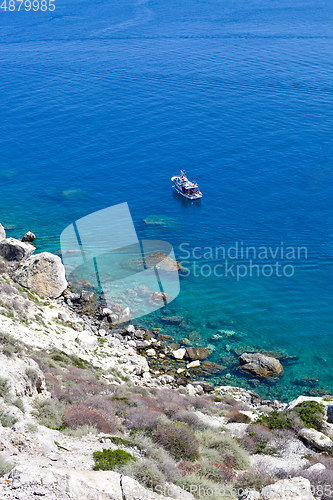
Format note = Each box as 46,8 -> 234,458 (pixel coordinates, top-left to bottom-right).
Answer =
0,237 -> 35,261
260,476 -> 315,500
239,352 -> 284,378
22,231 -> 36,243
14,252 -> 67,299
0,223 -> 5,240
298,427 -> 333,451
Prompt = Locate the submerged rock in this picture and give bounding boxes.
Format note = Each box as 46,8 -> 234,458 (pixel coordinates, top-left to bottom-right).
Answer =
123,252 -> 183,272
159,316 -> 184,325
14,252 -> 67,298
0,237 -> 35,262
185,347 -> 213,361
239,352 -> 284,378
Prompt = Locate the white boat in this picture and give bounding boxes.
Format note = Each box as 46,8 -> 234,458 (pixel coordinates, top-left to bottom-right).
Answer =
171,171 -> 202,200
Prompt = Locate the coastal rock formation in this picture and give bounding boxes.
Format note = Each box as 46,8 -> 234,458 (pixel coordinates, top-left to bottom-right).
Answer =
0,238 -> 35,262
21,231 -> 36,243
14,252 -> 67,299
0,223 -> 6,240
239,352 -> 284,378
4,466 -> 180,500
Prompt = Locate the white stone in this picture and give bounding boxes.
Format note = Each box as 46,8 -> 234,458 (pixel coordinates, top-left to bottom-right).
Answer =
307,463 -> 326,472
177,368 -> 186,374
126,325 -> 136,333
146,349 -> 156,357
298,427 -> 333,451
14,252 -> 67,298
260,477 -> 315,500
172,348 -> 186,360
187,360 -> 200,369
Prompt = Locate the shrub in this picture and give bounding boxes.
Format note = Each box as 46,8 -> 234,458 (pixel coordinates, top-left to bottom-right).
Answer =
124,407 -> 165,432
93,448 -> 135,471
0,377 -> 11,399
25,368 -> 39,385
225,410 -> 250,424
256,410 -> 296,430
63,424 -> 98,437
0,409 -> 18,428
0,332 -> 24,357
32,399 -> 64,430
122,458 -> 165,489
13,398 -> 24,413
63,408 -> 110,433
154,423 -> 199,461
0,453 -> 13,477
175,472 -> 235,500
293,401 -> 325,430
132,432 -> 179,482
172,410 -> 206,431
196,429 -> 249,470
234,470 -> 274,493
247,424 -> 278,455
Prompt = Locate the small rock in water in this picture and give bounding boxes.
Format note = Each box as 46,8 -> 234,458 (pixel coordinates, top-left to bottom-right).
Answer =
187,360 -> 200,369
172,348 -> 187,360
80,290 -> 94,302
146,348 -> 156,357
22,231 -> 36,243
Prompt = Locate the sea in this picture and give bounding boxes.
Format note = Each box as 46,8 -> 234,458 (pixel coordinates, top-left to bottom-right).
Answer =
1,0 -> 333,401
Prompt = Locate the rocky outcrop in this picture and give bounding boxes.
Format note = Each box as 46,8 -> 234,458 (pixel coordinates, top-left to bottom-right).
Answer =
21,231 -> 36,243
14,252 -> 67,299
0,238 -> 35,262
260,476 -> 315,500
4,466 -> 183,500
0,354 -> 48,399
239,352 -> 284,378
0,223 -> 6,240
298,427 -> 333,451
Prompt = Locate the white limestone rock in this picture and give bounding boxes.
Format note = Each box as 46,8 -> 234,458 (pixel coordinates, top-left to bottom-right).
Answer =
14,252 -> 67,299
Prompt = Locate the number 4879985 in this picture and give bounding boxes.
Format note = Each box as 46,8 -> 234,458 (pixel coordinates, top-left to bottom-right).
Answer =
1,0 -> 55,10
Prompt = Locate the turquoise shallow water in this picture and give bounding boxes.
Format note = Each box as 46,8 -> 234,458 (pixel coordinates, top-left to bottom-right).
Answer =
1,0 -> 333,400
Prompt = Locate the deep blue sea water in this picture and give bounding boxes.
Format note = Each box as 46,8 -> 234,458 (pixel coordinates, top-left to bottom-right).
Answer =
1,0 -> 333,400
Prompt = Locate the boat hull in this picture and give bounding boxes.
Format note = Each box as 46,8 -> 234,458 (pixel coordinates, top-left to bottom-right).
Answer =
171,176 -> 202,200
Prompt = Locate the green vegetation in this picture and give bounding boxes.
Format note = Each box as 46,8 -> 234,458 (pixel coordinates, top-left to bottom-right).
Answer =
256,410 -> 296,430
93,448 -> 136,471
0,453 -> 13,477
154,423 -> 199,461
0,409 -> 18,428
32,399 -> 64,430
293,401 -> 325,430
0,377 -> 11,400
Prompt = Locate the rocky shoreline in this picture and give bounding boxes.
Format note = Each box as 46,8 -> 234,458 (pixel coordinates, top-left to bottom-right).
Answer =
0,224 -> 333,500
